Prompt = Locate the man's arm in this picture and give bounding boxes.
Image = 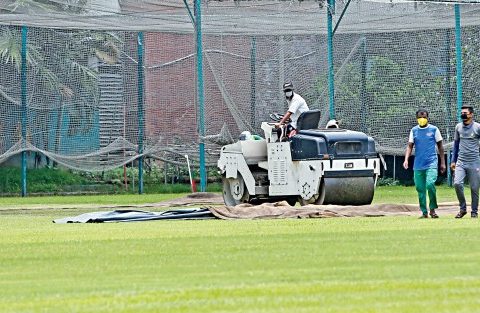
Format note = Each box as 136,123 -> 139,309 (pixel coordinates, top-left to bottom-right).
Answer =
451,124 -> 460,171
403,142 -> 414,170
403,129 -> 414,170
451,140 -> 459,170
275,111 -> 292,128
437,140 -> 446,174
434,128 -> 446,174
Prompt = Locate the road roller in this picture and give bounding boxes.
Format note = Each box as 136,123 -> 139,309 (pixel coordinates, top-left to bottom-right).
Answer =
217,110 -> 381,206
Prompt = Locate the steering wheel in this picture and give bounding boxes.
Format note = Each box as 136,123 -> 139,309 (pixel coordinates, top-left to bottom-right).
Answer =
269,113 -> 291,123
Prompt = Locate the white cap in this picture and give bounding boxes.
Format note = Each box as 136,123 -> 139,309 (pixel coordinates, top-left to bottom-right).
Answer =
326,119 -> 339,128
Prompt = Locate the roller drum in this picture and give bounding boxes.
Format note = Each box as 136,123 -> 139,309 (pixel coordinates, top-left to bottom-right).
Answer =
321,177 -> 375,205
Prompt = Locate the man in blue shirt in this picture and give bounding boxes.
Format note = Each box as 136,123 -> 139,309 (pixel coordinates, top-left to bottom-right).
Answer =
450,104 -> 480,218
403,109 -> 446,218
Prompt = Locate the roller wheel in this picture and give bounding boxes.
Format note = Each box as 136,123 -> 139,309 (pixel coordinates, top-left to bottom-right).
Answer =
299,180 -> 326,206
322,177 -> 375,205
222,175 -> 250,206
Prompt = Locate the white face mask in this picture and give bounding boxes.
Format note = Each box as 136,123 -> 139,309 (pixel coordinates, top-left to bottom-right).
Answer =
285,91 -> 293,98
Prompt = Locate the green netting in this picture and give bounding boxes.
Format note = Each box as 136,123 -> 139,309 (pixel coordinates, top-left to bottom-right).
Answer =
0,0 -> 479,174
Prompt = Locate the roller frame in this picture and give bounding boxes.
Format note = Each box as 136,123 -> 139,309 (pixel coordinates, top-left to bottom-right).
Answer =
218,123 -> 381,206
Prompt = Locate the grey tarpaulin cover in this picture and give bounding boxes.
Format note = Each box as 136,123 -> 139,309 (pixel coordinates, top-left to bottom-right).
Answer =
53,209 -> 214,223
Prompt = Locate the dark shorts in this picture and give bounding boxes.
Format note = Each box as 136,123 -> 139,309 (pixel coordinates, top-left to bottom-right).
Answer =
276,124 -> 296,140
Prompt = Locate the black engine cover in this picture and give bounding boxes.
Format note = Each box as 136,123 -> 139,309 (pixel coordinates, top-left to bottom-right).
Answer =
290,129 -> 377,160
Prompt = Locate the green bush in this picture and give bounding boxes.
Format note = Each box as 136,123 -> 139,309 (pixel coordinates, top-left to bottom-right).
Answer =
0,166 -> 222,194
0,167 -> 90,193
376,177 -> 401,186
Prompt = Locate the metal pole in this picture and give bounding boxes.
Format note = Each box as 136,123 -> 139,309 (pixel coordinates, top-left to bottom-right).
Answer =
123,81 -> 128,191
21,26 -> 28,197
360,37 -> 367,134
393,156 -> 396,181
250,36 -> 257,129
164,162 -> 168,185
195,0 -> 207,192
185,154 -> 194,193
137,31 -> 145,194
455,4 -> 463,121
445,29 -> 453,186
327,0 -> 336,120
332,0 -> 352,35
183,0 -> 195,25
279,36 -> 285,106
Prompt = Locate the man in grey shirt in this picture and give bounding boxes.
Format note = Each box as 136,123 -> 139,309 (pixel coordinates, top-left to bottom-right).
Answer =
451,104 -> 480,218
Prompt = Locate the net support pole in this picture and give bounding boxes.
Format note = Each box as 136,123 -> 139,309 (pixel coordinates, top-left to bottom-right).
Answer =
137,31 -> 145,194
183,0 -> 195,25
454,4 -> 463,121
360,37 -> 367,134
327,0 -> 335,120
279,36 -> 285,105
21,25 -> 28,197
250,36 -> 256,129
333,0 -> 352,35
444,29 -> 453,187
195,0 -> 207,192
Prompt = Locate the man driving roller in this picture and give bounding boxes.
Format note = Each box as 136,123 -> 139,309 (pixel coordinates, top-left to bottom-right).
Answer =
275,82 -> 309,138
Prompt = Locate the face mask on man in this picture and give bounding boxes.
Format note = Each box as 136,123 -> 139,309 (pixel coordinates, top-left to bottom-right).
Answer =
285,91 -> 293,99
461,113 -> 469,121
417,117 -> 428,127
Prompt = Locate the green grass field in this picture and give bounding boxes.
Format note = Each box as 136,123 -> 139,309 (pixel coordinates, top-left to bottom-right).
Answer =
1,185 -> 478,313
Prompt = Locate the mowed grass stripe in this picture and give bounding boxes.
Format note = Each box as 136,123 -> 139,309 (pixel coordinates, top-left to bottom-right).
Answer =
1,214 -> 480,313
2,279 -> 480,313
